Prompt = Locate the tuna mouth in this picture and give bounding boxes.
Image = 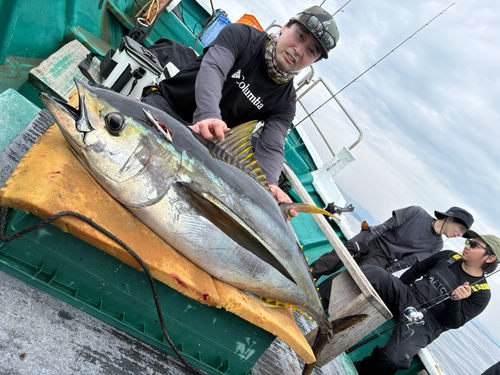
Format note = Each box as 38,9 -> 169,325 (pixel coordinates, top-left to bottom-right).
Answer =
39,87 -> 91,153
40,79 -> 99,144
39,93 -> 80,122
39,92 -> 83,146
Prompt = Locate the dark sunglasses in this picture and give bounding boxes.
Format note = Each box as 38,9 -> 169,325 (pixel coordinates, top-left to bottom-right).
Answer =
300,12 -> 337,51
465,239 -> 487,250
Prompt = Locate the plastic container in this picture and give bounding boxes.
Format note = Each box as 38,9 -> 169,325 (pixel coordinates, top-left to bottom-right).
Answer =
236,14 -> 263,31
200,13 -> 231,46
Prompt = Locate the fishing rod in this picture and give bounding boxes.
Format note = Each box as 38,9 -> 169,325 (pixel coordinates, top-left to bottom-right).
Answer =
331,0 -> 354,16
346,266 -> 500,354
292,3 -> 456,130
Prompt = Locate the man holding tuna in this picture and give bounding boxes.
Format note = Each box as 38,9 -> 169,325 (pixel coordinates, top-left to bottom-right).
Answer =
142,5 -> 340,212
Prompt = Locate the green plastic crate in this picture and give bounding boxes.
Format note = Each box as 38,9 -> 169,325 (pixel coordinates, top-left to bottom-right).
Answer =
0,209 -> 275,375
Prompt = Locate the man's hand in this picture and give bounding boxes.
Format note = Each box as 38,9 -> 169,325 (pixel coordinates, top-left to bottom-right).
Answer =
343,240 -> 368,258
189,118 -> 228,142
450,282 -> 471,301
269,184 -> 298,218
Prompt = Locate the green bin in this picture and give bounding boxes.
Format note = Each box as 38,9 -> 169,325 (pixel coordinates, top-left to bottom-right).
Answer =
0,209 -> 275,375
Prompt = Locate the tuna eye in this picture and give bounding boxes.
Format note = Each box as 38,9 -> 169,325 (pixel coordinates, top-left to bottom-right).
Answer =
105,113 -> 124,134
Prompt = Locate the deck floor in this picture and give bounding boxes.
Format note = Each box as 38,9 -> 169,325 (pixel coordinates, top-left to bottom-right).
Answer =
0,270 -> 203,375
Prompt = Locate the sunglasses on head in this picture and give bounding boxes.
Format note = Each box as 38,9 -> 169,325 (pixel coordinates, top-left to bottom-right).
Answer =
300,12 -> 336,51
465,239 -> 487,250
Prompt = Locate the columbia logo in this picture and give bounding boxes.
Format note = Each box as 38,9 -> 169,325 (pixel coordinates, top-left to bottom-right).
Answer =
231,70 -> 244,80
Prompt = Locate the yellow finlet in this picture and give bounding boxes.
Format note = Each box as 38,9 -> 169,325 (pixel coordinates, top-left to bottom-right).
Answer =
258,296 -> 292,309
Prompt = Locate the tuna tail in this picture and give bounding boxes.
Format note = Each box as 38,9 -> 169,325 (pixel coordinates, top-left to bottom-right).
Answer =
302,314 -> 369,375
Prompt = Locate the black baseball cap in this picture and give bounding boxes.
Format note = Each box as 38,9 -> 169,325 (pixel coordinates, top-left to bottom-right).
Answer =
435,207 -> 474,229
289,6 -> 339,60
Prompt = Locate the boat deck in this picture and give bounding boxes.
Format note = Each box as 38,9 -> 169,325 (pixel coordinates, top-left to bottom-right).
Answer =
0,270 -> 200,375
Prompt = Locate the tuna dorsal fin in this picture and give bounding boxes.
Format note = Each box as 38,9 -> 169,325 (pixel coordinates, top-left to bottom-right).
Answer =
207,121 -> 271,192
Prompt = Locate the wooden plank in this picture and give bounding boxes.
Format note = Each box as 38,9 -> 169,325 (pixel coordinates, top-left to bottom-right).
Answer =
28,40 -> 102,102
283,164 -> 389,314
304,271 -> 391,366
283,164 -> 392,365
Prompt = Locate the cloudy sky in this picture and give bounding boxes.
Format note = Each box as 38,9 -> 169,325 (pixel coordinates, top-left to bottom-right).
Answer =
204,0 -> 500,358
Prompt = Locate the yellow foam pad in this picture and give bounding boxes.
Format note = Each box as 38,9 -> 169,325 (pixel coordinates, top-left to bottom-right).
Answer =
0,109 -> 314,364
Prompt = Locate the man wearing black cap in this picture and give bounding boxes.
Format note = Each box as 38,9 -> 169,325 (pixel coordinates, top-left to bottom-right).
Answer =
142,6 -> 339,211
312,206 -> 474,308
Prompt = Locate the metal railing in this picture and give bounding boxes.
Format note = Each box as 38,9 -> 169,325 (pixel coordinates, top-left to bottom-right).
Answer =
294,69 -> 363,157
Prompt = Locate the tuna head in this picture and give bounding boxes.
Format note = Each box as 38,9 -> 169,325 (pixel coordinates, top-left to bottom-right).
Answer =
39,80 -> 186,208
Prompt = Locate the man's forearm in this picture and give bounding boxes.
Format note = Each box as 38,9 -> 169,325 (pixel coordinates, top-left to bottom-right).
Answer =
359,216 -> 398,246
193,45 -> 235,123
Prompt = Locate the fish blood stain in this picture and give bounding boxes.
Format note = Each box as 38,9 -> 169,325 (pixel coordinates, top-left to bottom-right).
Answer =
171,273 -> 187,288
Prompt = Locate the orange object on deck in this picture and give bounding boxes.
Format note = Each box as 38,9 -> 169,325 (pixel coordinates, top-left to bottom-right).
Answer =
236,14 -> 263,31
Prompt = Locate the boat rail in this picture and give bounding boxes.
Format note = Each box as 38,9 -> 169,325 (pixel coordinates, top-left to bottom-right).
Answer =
295,73 -> 363,155
263,22 -> 363,158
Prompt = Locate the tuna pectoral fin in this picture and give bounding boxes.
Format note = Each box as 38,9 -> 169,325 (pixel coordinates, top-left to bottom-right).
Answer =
176,182 -> 295,284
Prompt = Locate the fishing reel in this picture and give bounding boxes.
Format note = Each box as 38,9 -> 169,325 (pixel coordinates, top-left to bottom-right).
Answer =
404,307 -> 425,326
401,306 -> 425,341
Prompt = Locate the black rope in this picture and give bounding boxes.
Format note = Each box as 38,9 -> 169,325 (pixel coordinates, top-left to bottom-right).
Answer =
0,206 -> 205,375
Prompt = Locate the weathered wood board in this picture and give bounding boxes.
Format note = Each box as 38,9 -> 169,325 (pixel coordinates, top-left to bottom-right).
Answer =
283,164 -> 392,366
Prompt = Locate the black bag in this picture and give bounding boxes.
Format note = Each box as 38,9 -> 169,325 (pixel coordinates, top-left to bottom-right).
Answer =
147,38 -> 197,75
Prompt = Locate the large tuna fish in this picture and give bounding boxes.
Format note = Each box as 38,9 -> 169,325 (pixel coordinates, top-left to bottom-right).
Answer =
40,79 -> 366,372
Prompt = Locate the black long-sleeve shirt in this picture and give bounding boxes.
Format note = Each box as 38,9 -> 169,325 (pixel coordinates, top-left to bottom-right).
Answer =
400,250 -> 491,329
159,24 -> 296,185
371,206 -> 443,262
